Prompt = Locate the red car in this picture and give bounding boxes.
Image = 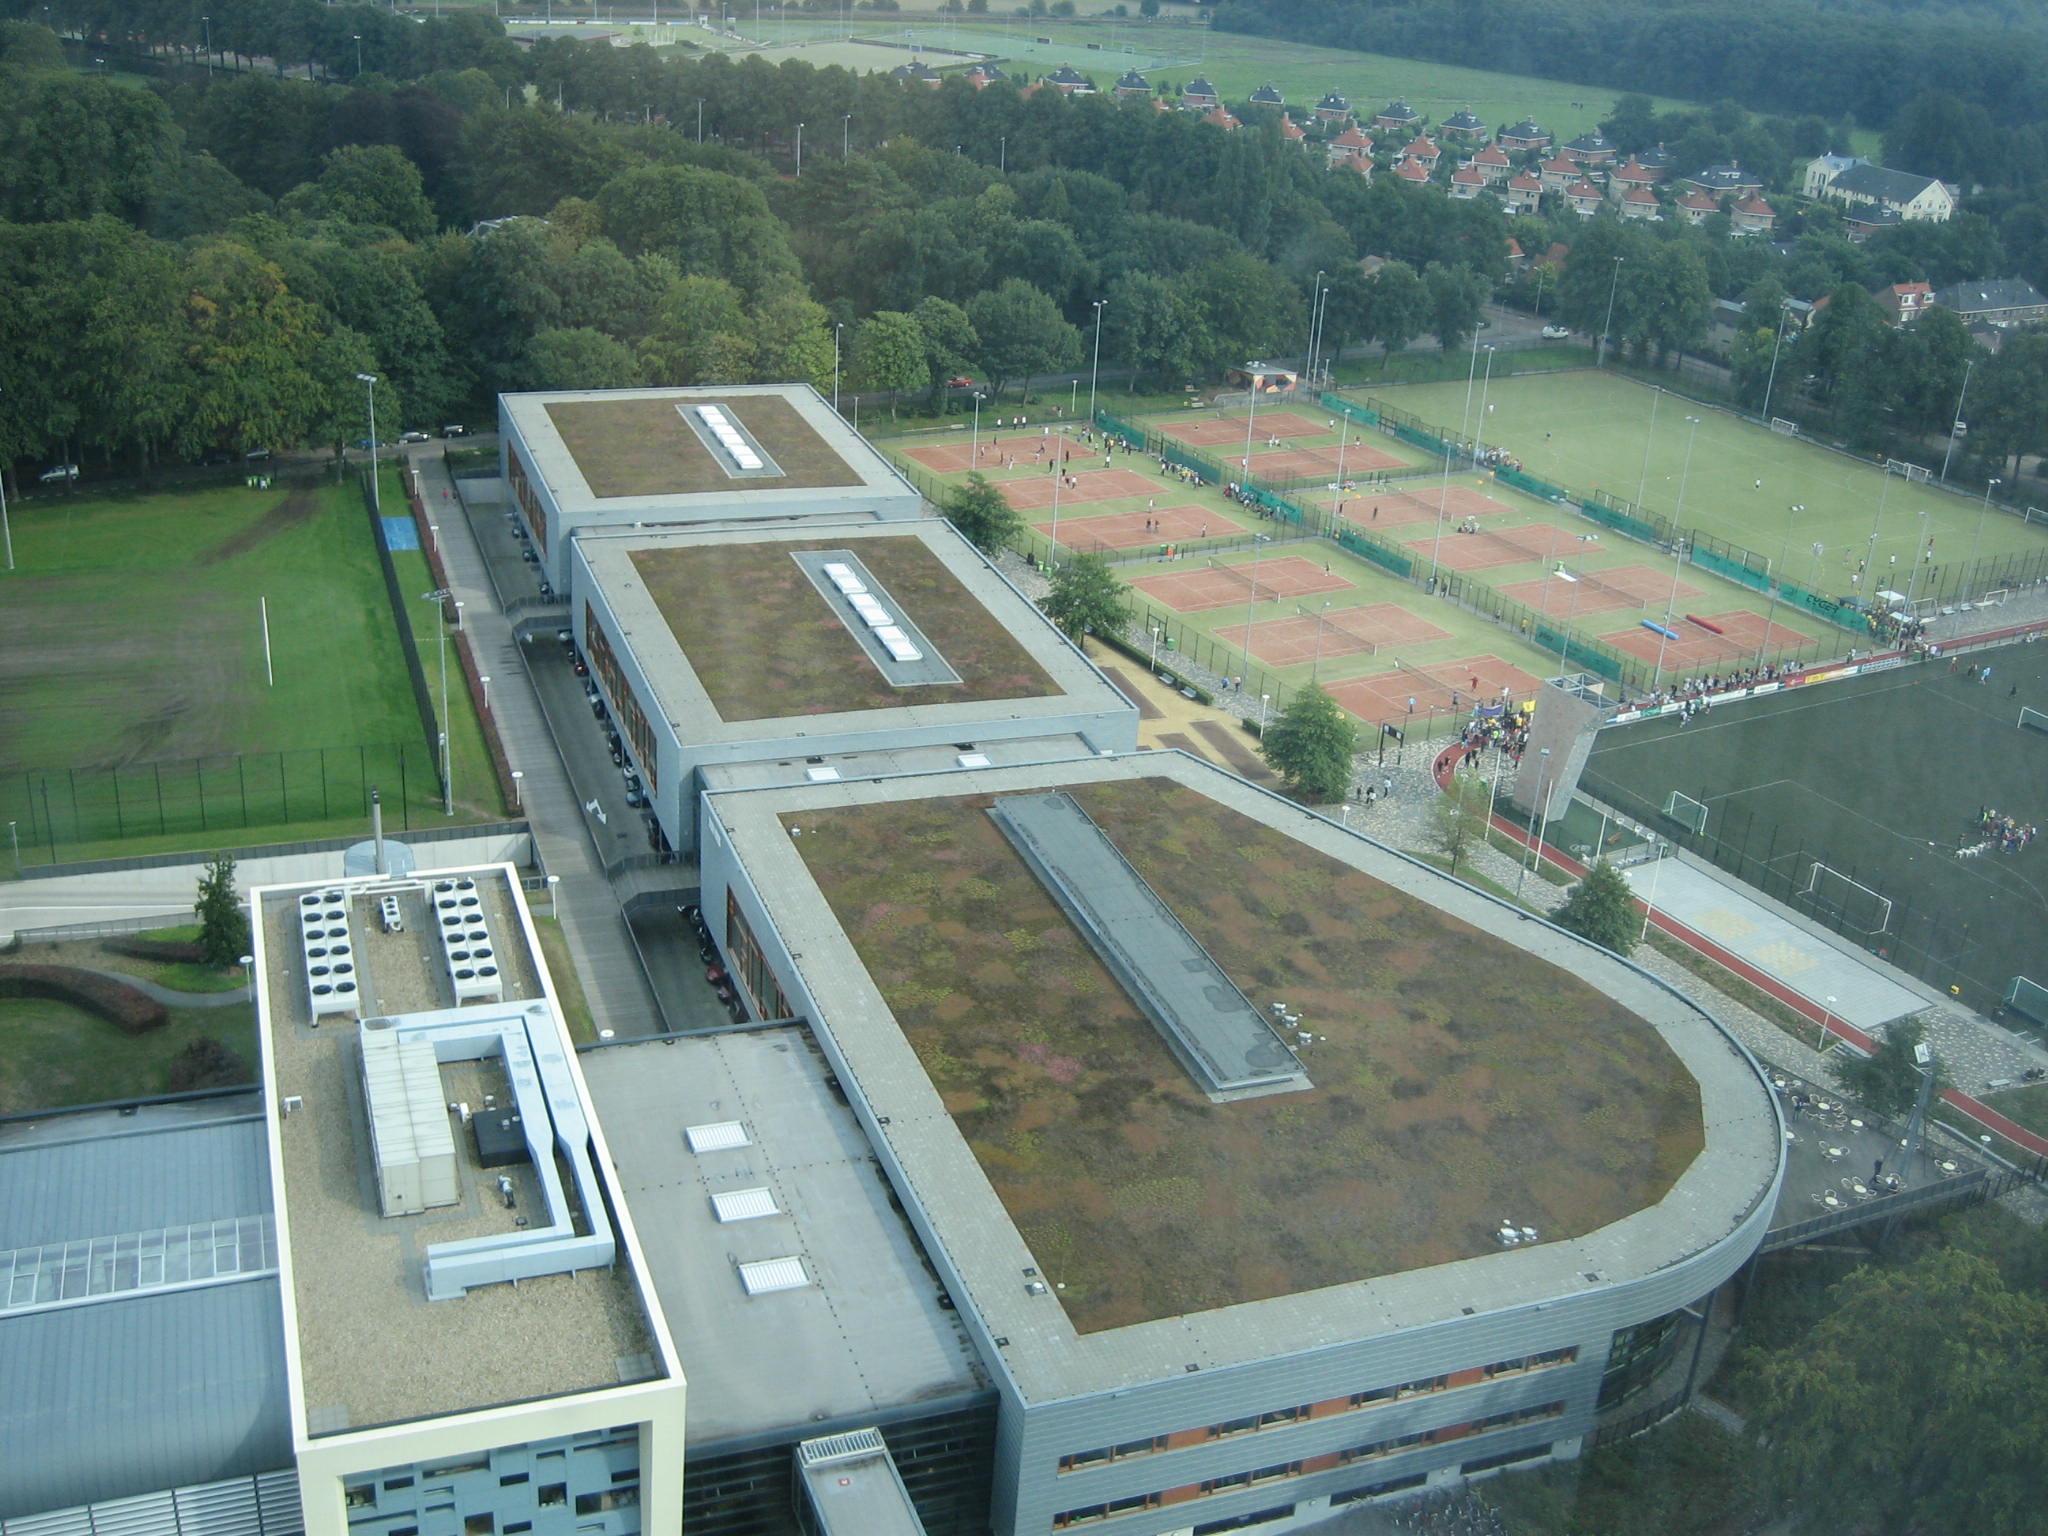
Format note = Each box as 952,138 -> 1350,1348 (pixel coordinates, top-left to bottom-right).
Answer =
947,375 -> 976,389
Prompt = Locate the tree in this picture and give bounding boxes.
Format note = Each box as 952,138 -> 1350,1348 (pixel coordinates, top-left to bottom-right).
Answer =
1421,261 -> 1489,350
169,1036 -> 252,1092
194,854 -> 250,968
1752,1247 -> 2048,1536
1260,684 -> 1357,802
1363,260 -> 1427,363
944,473 -> 1024,554
1426,769 -> 1492,877
527,326 -> 642,390
1040,551 -> 1129,642
1549,859 -> 1638,957
851,311 -> 930,414
282,144 -> 436,240
965,278 -> 1080,398
1830,1013 -> 1949,1120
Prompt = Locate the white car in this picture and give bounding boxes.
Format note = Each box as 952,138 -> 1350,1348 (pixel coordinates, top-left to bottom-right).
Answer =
39,464 -> 78,483
1540,324 -> 1571,339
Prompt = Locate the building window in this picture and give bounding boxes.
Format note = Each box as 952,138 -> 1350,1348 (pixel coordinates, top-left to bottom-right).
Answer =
506,1526 -> 532,1534
507,449 -> 548,554
499,1474 -> 528,1487
345,1488 -> 375,1509
537,1486 -> 567,1508
464,1517 -> 494,1535
383,1479 -> 415,1492
574,1491 -> 637,1516
422,1461 -> 488,1480
726,890 -> 791,1019
583,607 -> 659,791
1210,1416 -> 1258,1439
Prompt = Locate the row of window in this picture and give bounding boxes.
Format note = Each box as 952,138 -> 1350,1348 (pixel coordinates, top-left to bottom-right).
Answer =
1051,1404 -> 1565,1527
584,607 -> 659,790
727,889 -> 793,1020
1055,1349 -> 1577,1473
506,449 -> 550,555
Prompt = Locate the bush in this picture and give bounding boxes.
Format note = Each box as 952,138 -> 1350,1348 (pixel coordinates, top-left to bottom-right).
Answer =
168,1036 -> 251,1092
0,964 -> 168,1034
104,935 -> 209,964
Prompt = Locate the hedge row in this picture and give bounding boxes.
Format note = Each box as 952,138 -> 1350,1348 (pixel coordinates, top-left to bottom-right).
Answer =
0,964 -> 168,1034
103,936 -> 208,964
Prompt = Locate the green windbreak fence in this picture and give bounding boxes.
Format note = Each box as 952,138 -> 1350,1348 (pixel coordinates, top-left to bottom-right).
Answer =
1690,545 -> 1773,594
1496,466 -> 1571,504
1779,583 -> 1867,631
1321,392 -> 1381,429
1334,524 -> 1415,577
1392,422 -> 1451,457
1094,410 -> 1150,447
1164,444 -> 1221,484
1579,497 -> 1668,546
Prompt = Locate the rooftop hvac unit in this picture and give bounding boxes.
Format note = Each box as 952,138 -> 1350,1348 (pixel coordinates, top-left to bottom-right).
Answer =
360,1026 -> 460,1215
434,879 -> 501,1003
302,889 -> 360,1019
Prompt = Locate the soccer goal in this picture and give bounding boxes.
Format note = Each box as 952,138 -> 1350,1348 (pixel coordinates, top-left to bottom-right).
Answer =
1770,417 -> 1800,437
1885,458 -> 1933,484
1662,790 -> 1709,835
1799,862 -> 1894,935
2020,706 -> 2048,736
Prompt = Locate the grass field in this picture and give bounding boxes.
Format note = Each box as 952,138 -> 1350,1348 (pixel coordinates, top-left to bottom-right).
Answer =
1583,646 -> 2048,1014
1364,371 -> 2048,598
0,472 -> 491,864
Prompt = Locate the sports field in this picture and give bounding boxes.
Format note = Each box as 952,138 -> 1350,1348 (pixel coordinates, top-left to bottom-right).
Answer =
1367,371 -> 2048,595
0,477 -> 448,859
1583,646 -> 2048,1014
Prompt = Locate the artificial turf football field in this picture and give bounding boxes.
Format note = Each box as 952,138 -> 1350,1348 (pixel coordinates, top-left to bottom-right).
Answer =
1583,644 -> 2048,1016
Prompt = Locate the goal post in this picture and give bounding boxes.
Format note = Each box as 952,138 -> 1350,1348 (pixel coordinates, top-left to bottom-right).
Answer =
1661,790 -> 1709,835
1770,417 -> 1799,437
1885,458 -> 1933,483
1799,862 -> 1894,935
2020,706 -> 2048,736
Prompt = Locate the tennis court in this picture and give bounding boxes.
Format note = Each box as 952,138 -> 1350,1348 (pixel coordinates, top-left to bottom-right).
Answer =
1036,505 -> 1218,550
1243,443 -> 1408,479
1409,521 -> 1576,572
1602,610 -> 1811,673
1174,411 -> 1329,446
1497,564 -> 1702,616
1340,482 -> 1516,529
906,432 -> 1086,474
1244,603 -> 1454,668
1133,555 -> 1353,613
1001,468 -> 1156,509
1328,654 -> 1544,724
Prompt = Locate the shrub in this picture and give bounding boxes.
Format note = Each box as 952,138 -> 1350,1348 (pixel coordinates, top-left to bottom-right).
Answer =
168,1036 -> 252,1092
0,964 -> 168,1033
104,936 -> 209,964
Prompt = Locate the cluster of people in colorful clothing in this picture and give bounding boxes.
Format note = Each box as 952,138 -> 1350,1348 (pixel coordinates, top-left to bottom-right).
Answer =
1969,807 -> 2037,855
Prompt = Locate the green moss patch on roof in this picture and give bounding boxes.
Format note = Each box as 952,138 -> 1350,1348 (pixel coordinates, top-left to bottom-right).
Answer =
790,777 -> 1704,1333
630,537 -> 1058,721
544,395 -> 860,498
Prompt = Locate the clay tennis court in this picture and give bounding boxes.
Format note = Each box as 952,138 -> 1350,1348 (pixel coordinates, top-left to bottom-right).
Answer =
1172,411 -> 1327,447
1602,610 -> 1808,672
1244,603 -> 1455,667
1407,521 -> 1576,572
1242,442 -> 1408,479
1338,483 -> 1514,528
1328,655 -> 1544,724
1034,505 -> 1220,551
1133,555 -> 1353,613
1497,563 -> 1701,616
906,432 -> 1086,474
1000,468 -> 1156,509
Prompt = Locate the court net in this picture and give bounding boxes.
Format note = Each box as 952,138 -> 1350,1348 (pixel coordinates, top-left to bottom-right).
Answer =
1206,557 -> 1283,604
1313,606 -> 1379,655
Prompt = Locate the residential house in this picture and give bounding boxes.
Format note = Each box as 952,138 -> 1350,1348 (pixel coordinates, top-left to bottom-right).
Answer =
1113,68 -> 1150,102
1677,188 -> 1721,225
1394,158 -> 1432,184
1400,134 -> 1443,171
1314,90 -> 1353,126
1505,171 -> 1543,214
1203,104 -> 1243,133
964,63 -> 1005,89
1931,279 -> 2048,328
1375,98 -> 1423,132
890,60 -> 942,89
1441,107 -> 1489,144
1809,158 -> 1955,222
1181,75 -> 1218,110
1499,118 -> 1550,153
1538,153 -> 1579,193
1609,159 -> 1659,200
1565,179 -> 1605,218
1326,124 -> 1375,168
1685,163 -> 1762,198
1802,153 -> 1861,198
1043,64 -> 1095,96
1636,144 -> 1676,180
1885,282 -> 1935,325
1731,194 -> 1777,236
1620,184 -> 1663,221
1844,205 -> 1903,242
1562,131 -> 1618,165
1471,144 -> 1512,185
1278,113 -> 1307,146
1449,166 -> 1487,199
1248,82 -> 1285,111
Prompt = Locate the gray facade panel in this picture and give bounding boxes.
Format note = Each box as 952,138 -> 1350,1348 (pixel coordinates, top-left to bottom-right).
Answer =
0,1109 -> 271,1248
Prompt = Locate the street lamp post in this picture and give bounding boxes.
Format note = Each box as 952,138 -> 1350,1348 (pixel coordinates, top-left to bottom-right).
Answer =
1516,746 -> 1553,897
1088,299 -> 1107,422
202,13 -> 212,74
1259,693 -> 1272,735
832,321 -> 843,415
422,589 -> 455,816
510,770 -> 523,811
843,113 -> 851,157
795,121 -> 803,175
352,33 -> 362,74
1651,416 -> 1702,688
479,674 -> 491,711
1939,358 -> 1975,483
1817,994 -> 1839,1053
1556,568 -> 1582,670
1597,254 -> 1623,368
1967,477 -> 2001,597
1147,623 -> 1163,671
970,391 -> 985,464
356,373 -> 380,514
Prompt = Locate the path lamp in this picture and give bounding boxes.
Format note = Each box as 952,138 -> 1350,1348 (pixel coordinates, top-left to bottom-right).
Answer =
1148,623 -> 1163,671
202,13 -> 212,74
479,674 -> 491,711
1967,477 -> 2001,597
795,121 -> 803,175
422,589 -> 455,816
1597,254 -> 1623,368
970,391 -> 985,464
1088,299 -> 1107,422
1939,358 -> 1975,484
1259,693 -> 1272,736
1817,994 -> 1839,1054
356,373 -> 380,514
844,114 -> 852,157
510,770 -> 523,811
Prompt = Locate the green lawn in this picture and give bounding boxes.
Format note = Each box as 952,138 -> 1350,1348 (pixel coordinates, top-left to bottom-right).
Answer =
1365,370 -> 2048,590
0,472 -> 498,862
0,996 -> 257,1115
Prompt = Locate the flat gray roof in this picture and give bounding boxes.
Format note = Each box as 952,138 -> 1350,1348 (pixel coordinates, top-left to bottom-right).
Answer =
705,753 -> 1783,1404
574,520 -> 1133,745
578,1027 -> 986,1444
253,867 -> 666,1435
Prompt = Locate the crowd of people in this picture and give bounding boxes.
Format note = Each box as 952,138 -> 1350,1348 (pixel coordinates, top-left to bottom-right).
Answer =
1966,807 -> 2037,855
1871,608 -> 1927,648
1637,661 -> 1807,712
1449,709 -> 1532,771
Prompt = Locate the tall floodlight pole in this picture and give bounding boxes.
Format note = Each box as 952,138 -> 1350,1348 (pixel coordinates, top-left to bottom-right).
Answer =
1304,270 -> 1327,387
1759,505 -> 1804,667
970,391 -> 984,464
832,322 -> 843,415
356,373 -> 380,514
1759,301 -> 1792,424
1088,299 -> 1107,421
1939,358 -> 1976,483
1597,254 -> 1623,368
1635,385 -> 1662,507
422,589 -> 454,816
1651,416 -> 1702,687
352,33 -> 362,75
202,13 -> 212,74
795,121 -> 804,175
1476,345 -> 1497,452
844,114 -> 852,157
1967,477 -> 2001,596
1516,747 -> 1553,897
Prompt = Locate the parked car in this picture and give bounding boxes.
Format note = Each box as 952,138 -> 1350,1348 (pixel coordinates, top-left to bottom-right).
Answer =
398,430 -> 432,444
1540,324 -> 1571,339
442,424 -> 468,438
197,451 -> 234,467
947,375 -> 975,389
243,447 -> 271,461
39,464 -> 78,483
